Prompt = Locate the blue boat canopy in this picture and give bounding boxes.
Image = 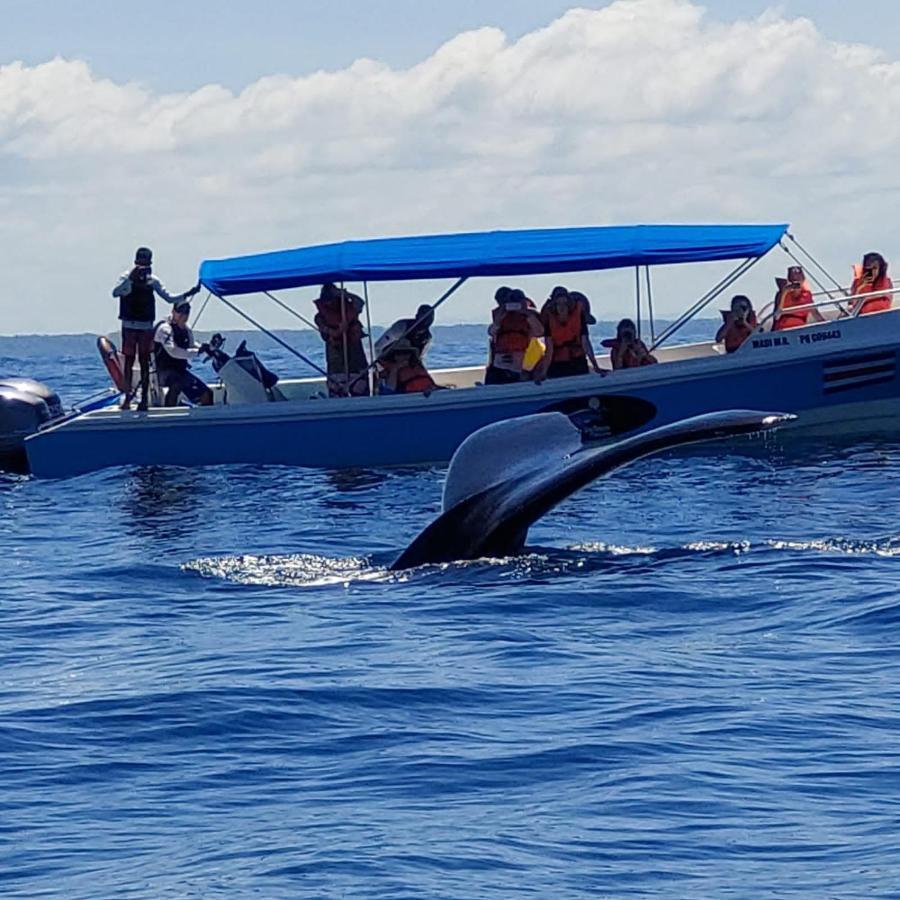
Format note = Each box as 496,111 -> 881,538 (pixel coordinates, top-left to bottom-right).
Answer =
199,223 -> 788,296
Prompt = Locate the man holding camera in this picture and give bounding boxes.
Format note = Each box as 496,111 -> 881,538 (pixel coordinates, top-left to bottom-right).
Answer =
112,247 -> 200,410
153,301 -> 214,407
773,265 -> 821,331
850,252 -> 893,317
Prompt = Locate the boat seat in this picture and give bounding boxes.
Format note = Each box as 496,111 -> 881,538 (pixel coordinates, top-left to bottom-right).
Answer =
219,359 -> 274,405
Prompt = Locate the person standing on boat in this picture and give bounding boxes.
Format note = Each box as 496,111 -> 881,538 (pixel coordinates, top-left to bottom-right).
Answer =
314,283 -> 370,397
153,301 -> 214,407
537,286 -> 602,379
773,266 -> 822,331
112,247 -> 200,410
568,290 -> 601,370
485,287 -> 544,385
849,253 -> 893,317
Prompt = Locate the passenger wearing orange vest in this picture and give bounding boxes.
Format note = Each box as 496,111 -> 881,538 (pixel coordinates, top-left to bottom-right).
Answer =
603,318 -> 657,370
850,252 -> 893,317
536,286 -> 602,380
377,339 -> 437,395
716,295 -> 758,353
773,265 -> 821,331
314,283 -> 370,397
568,290 -> 602,371
485,287 -> 544,385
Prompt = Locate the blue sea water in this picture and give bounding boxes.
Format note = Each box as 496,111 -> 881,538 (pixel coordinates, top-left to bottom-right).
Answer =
2,325 -> 900,898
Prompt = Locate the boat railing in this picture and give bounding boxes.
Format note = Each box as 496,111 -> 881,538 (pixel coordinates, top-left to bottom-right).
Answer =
755,284 -> 900,331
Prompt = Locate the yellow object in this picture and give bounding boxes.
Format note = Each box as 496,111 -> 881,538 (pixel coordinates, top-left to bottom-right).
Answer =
523,338 -> 545,372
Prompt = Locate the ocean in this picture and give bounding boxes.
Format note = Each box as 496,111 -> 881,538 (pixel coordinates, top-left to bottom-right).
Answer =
2,324 -> 900,898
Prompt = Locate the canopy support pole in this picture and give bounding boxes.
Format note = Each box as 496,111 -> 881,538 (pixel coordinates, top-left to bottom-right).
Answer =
192,292 -> 212,328
784,232 -> 845,295
426,276 -> 468,317
778,241 -> 845,310
645,266 -> 656,345
651,256 -> 760,352
211,291 -> 330,379
347,276 -> 468,394
363,281 -> 376,396
634,267 -> 642,338
339,281 -> 350,397
263,290 -> 319,331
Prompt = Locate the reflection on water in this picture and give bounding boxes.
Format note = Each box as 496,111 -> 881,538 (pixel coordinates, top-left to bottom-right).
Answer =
122,466 -> 210,540
322,468 -> 395,493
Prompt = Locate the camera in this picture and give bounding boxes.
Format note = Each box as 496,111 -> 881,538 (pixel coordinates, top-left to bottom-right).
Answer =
132,265 -> 151,283
504,301 -> 523,312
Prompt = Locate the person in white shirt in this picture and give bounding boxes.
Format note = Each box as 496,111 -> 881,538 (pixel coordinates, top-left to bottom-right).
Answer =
112,246 -> 199,410
153,302 -> 213,407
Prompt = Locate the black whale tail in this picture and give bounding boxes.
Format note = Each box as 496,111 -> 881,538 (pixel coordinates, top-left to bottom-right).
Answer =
391,410 -> 794,570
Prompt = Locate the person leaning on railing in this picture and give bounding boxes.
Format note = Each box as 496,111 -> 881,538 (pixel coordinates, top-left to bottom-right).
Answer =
849,252 -> 893,317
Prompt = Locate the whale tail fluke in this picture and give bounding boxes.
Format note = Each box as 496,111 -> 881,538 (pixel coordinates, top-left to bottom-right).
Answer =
391,410 -> 794,570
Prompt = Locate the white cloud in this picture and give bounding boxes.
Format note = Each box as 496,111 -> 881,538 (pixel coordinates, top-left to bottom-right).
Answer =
2,0 -> 900,334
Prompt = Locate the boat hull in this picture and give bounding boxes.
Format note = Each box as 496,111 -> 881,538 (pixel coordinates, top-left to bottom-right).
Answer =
24,313 -> 900,477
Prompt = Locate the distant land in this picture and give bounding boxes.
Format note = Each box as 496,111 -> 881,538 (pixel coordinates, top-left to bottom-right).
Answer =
0,319 -> 717,346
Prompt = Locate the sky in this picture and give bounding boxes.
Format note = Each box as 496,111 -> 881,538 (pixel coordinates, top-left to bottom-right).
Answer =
2,0 -> 899,334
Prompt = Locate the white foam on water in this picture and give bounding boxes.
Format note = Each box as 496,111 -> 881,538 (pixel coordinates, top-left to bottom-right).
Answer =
568,542 -> 659,555
184,553 -> 391,587
765,537 -> 900,557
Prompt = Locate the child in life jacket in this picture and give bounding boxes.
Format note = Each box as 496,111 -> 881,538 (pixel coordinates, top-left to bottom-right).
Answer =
485,287 -> 544,385
716,295 -> 758,353
377,339 -> 437,395
850,252 -> 893,316
773,266 -> 822,331
603,318 -> 657,370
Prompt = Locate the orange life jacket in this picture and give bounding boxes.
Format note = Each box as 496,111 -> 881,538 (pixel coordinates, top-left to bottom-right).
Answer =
493,310 -> 532,355
396,364 -> 436,394
774,282 -> 813,331
606,338 -> 656,370
546,304 -> 584,363
315,297 -> 364,345
851,266 -> 893,316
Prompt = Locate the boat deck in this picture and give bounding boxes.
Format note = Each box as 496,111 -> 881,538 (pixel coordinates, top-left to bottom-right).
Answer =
212,338 -> 728,404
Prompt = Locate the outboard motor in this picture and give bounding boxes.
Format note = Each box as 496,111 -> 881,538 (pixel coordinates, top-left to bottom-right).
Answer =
0,386 -> 52,472
0,378 -> 63,419
0,378 -> 65,473
202,334 -> 284,404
